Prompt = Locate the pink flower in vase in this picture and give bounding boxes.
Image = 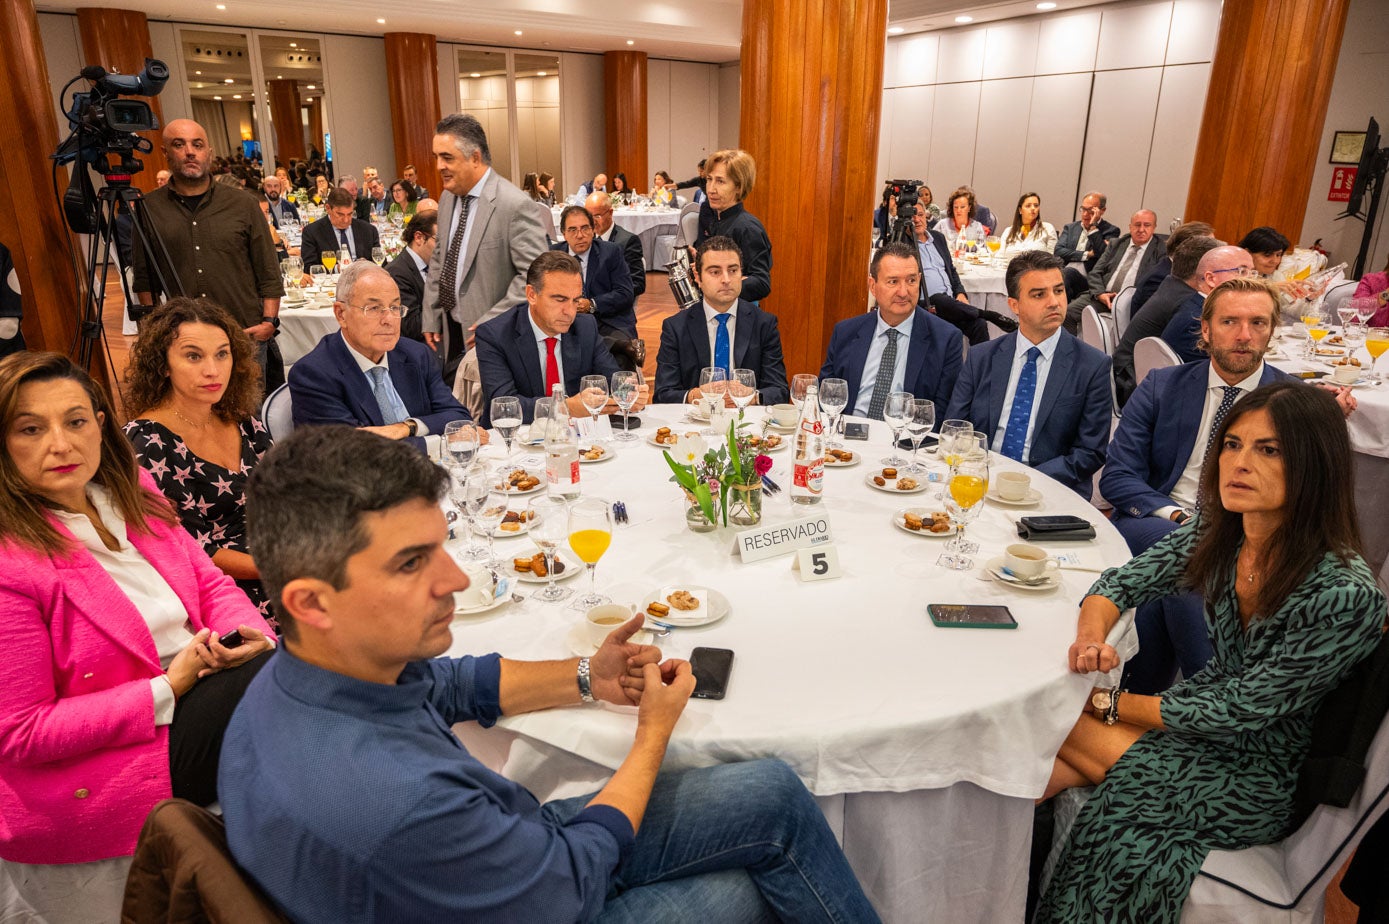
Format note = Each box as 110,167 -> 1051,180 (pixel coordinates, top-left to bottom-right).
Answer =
754,454 -> 773,477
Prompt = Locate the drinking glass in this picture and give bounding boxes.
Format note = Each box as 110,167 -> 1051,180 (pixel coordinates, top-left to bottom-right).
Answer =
729,369 -> 758,414
309,265 -> 327,285
699,366 -> 729,416
320,252 -> 337,273
529,495 -> 573,602
1337,304 -> 1358,331
371,246 -> 386,265
941,435 -> 990,570
443,421 -> 479,468
1367,328 -> 1389,384
611,371 -> 641,442
985,235 -> 1002,265
567,497 -> 614,609
817,377 -> 849,449
491,397 -> 523,460
881,390 -> 914,465
1299,310 -> 1322,358
1353,296 -> 1379,328
936,419 -> 974,497
791,374 -> 818,411
903,399 -> 937,474
447,464 -> 487,561
579,374 -> 610,444
469,470 -> 510,567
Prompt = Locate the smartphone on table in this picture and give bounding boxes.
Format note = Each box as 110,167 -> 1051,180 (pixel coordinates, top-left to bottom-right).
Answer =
690,647 -> 735,700
927,604 -> 1018,630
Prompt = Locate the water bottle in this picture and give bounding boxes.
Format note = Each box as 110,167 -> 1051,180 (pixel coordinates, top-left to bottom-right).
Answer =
791,384 -> 825,506
543,383 -> 581,499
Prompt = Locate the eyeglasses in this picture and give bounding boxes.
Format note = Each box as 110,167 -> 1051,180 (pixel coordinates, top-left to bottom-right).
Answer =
1210,266 -> 1257,278
565,226 -> 595,235
347,302 -> 409,319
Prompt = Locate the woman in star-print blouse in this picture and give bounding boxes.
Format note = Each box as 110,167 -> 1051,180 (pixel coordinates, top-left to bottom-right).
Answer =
123,299 -> 276,625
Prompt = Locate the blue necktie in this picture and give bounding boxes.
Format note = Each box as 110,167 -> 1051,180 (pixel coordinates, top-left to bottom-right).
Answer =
337,227 -> 352,259
1001,347 -> 1041,462
367,366 -> 409,425
714,313 -> 731,373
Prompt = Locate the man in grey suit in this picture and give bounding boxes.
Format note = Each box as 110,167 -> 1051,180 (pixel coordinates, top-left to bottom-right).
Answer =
1062,209 -> 1164,334
422,114 -> 547,379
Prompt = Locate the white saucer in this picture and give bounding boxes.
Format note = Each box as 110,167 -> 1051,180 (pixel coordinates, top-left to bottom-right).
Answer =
892,506 -> 957,537
477,511 -> 538,538
987,486 -> 1043,506
983,556 -> 1059,591
578,446 -> 614,463
566,623 -> 654,657
494,468 -> 547,495
453,574 -> 514,615
865,471 -> 928,494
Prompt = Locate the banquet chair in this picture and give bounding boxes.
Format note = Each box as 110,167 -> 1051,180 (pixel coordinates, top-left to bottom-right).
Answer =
648,223 -> 680,272
1133,336 -> 1181,388
261,384 -> 293,441
675,203 -> 701,249
1112,286 -> 1136,338
1323,280 -> 1359,321
1080,304 -> 1113,355
532,199 -> 557,244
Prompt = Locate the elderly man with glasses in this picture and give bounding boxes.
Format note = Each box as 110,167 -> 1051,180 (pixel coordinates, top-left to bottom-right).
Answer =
288,261 -> 485,454
1159,246 -> 1259,363
550,204 -> 637,369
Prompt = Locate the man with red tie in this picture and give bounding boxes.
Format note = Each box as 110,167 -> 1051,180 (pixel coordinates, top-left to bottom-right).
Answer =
474,252 -> 648,426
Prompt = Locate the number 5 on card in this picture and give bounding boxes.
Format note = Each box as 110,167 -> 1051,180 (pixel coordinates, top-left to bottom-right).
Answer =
794,545 -> 841,582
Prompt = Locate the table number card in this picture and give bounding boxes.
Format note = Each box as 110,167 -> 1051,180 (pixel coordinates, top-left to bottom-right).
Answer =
793,545 -> 842,582
574,416 -> 614,442
733,514 -> 834,563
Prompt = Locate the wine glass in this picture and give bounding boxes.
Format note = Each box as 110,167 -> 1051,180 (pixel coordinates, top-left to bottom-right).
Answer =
490,397 -> 523,460
528,495 -> 573,602
309,265 -> 327,287
371,246 -> 386,265
320,251 -> 337,274
936,419 -> 974,497
567,497 -> 613,609
579,374 -> 610,445
443,421 -> 479,468
903,399 -> 937,474
941,435 -> 990,570
729,369 -> 758,415
698,367 -> 729,417
1354,296 -> 1379,328
985,235 -> 1002,265
469,470 -> 509,567
1367,328 -> 1389,385
881,390 -> 914,466
817,378 -> 849,449
611,371 -> 641,442
1337,304 -> 1358,331
447,464 -> 487,561
791,374 -> 818,412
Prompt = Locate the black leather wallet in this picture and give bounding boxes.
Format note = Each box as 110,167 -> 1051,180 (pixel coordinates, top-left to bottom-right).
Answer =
1016,515 -> 1096,542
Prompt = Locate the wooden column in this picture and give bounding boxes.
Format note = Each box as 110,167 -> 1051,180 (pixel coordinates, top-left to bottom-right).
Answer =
603,52 -> 648,188
267,79 -> 305,163
1186,0 -> 1350,240
0,0 -> 96,374
739,0 -> 887,380
76,7 -> 167,191
383,33 -> 441,195
305,97 -> 323,160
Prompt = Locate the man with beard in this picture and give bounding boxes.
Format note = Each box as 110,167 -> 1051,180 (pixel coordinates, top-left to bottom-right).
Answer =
261,175 -> 300,228
1101,278 -> 1355,694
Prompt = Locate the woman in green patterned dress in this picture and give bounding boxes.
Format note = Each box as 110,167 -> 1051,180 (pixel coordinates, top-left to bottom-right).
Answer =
1038,380 -> 1385,922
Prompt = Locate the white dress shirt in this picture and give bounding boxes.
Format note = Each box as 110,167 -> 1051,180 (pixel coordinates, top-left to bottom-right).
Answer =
1108,239 -> 1152,292
52,485 -> 193,726
851,311 -> 915,417
341,332 -> 436,452
990,328 -> 1062,461
704,300 -> 739,369
1157,362 -> 1265,517
443,167 -> 494,304
530,310 -> 566,389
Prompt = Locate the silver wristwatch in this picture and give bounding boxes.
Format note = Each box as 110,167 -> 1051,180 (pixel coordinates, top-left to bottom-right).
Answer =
576,657 -> 595,703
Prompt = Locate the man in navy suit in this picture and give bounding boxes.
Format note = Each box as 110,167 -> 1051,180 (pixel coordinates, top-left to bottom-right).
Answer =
262,175 -> 300,228
475,252 -> 648,426
945,250 -> 1112,498
1159,246 -> 1256,364
654,236 -> 789,405
300,187 -> 381,270
386,210 -> 437,344
288,262 -> 483,454
908,204 -> 1017,344
819,242 -> 963,418
1101,278 -> 1354,692
550,206 -> 636,359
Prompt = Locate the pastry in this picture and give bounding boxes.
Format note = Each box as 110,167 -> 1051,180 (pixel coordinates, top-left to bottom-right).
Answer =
928,512 -> 952,533
667,590 -> 700,611
873,475 -> 886,486
903,512 -> 924,531
582,447 -> 605,460
896,477 -> 918,490
882,467 -> 898,479
827,449 -> 854,462
646,601 -> 670,618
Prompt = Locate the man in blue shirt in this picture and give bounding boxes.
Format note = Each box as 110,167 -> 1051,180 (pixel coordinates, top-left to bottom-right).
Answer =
225,426 -> 878,923
909,203 -> 1018,343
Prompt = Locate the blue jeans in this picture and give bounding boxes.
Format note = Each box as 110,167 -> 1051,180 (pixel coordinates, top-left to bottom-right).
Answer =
1110,511 -> 1213,694
542,759 -> 880,924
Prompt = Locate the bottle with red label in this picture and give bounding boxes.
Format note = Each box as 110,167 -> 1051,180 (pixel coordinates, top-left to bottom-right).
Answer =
791,384 -> 825,505
543,383 -> 581,499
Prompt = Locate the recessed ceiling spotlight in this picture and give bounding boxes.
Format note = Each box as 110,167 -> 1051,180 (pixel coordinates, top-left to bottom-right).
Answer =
470,72 -> 481,77
213,95 -> 222,100
289,42 -> 297,48
215,3 -> 225,8
1036,1 -> 1057,8
306,84 -> 316,89
887,26 -> 904,34
194,70 -> 202,75
224,78 -> 234,84
276,74 -> 282,79
626,39 -> 634,45
376,18 -> 385,24
232,94 -> 241,99
514,30 -> 523,35
537,71 -> 547,76
955,15 -> 973,22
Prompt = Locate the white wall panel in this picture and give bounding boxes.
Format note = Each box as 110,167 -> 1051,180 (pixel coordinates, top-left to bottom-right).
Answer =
718,63 -> 740,149
927,82 -> 980,188
972,78 -> 1034,218
1142,62 -> 1209,227
885,85 -> 935,184
646,59 -> 672,179
891,33 -> 939,88
1020,73 -> 1093,223
148,22 -> 190,124
668,61 -> 717,172
559,52 -> 604,202
982,21 -> 1041,81
1165,0 -> 1221,65
1035,10 -> 1101,76
1078,67 -> 1163,221
321,34 -> 394,187
1095,1 -> 1172,72
936,29 -> 987,84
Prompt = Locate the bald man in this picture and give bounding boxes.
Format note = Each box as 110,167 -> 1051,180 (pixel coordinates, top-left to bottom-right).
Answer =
1062,209 -> 1166,334
131,118 -> 285,387
584,191 -> 645,299
1160,246 -> 1257,363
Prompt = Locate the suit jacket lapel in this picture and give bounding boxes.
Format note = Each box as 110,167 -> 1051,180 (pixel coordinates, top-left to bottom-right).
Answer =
1167,365 -> 1208,484
389,348 -> 421,413
513,308 -> 545,397
987,334 -> 1015,435
901,312 -> 928,402
561,331 -> 584,391
1032,334 -> 1072,434
50,525 -> 162,665
732,302 -> 753,367
458,175 -> 497,280
687,306 -> 712,369
330,335 -> 385,426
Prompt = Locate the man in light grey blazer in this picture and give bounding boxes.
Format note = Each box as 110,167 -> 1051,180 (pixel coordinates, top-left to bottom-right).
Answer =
422,113 -> 547,379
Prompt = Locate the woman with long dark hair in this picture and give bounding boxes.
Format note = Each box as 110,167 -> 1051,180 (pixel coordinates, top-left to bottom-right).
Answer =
1039,379 -> 1385,921
389,179 -> 420,221
998,191 -> 1057,255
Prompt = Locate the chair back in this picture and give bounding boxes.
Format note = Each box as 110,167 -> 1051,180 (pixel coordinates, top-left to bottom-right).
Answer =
1133,336 -> 1180,387
676,203 -> 701,249
1080,304 -> 1112,355
121,798 -> 289,923
1323,280 -> 1359,320
452,347 -> 485,423
1113,285 -> 1136,337
533,200 -> 557,243
261,384 -> 293,441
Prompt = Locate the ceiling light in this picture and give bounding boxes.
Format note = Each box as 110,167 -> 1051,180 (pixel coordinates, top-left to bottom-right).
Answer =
232,94 -> 241,99
537,71 -> 547,76
224,78 -> 234,84
470,72 -> 481,78
194,70 -> 202,75
887,26 -> 904,34
514,30 -> 523,36
276,74 -> 282,79
289,42 -> 297,48
215,3 -> 225,8
307,84 -> 316,89
213,95 -> 222,100
626,40 -> 634,45
376,18 -> 385,24
955,15 -> 973,22
1036,1 -> 1057,7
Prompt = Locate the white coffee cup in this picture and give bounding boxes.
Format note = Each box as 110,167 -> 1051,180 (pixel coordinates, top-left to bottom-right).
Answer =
1331,363 -> 1360,385
586,603 -> 633,647
770,403 -> 798,426
1003,543 -> 1059,580
996,471 -> 1032,501
455,566 -> 495,610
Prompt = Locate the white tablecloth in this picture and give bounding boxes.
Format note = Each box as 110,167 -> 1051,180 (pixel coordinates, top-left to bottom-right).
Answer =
553,206 -> 681,269
445,406 -> 1133,921
277,300 -> 337,367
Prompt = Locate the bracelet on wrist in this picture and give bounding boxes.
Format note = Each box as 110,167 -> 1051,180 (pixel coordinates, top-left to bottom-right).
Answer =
576,657 -> 595,703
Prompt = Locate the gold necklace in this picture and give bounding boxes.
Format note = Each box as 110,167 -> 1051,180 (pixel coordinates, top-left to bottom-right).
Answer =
170,406 -> 211,431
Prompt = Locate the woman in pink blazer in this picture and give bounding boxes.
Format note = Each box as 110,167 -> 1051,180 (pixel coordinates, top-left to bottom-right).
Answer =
0,352 -> 275,875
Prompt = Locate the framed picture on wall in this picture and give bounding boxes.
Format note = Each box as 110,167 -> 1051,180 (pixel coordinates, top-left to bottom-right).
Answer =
1331,131 -> 1367,165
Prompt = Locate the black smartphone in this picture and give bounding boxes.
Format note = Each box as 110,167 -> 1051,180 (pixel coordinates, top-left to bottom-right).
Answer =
897,434 -> 939,450
843,422 -> 870,441
927,604 -> 1018,630
613,415 -> 642,431
217,629 -> 246,649
690,647 -> 735,700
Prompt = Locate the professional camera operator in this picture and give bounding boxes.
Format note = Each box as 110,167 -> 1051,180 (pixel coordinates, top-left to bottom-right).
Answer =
131,119 -> 285,388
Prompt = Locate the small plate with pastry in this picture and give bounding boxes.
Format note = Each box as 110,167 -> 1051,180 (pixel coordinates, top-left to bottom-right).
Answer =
512,550 -> 582,583
578,445 -> 612,463
823,448 -> 860,467
478,509 -> 539,538
647,426 -> 696,448
865,467 -> 927,494
639,585 -> 731,628
893,507 -> 957,537
494,467 -> 546,494
744,432 -> 787,452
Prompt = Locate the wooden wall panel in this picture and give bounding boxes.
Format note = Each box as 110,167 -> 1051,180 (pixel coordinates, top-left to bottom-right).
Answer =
267,79 -> 304,163
76,7 -> 167,191
604,51 -> 648,191
383,33 -> 441,196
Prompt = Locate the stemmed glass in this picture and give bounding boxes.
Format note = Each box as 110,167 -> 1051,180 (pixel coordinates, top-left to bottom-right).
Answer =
903,399 -> 936,474
881,390 -> 914,466
579,374 -> 610,445
729,369 -> 758,417
443,421 -> 479,468
698,367 -> 729,415
528,495 -> 573,602
1337,303 -> 1358,331
817,378 -> 849,449
611,371 -> 641,442
447,464 -> 488,561
936,419 -> 974,497
371,246 -> 386,266
791,374 -> 818,412
567,497 -> 614,609
1354,296 -> 1379,329
309,265 -> 327,286
490,397 -> 523,461
1367,328 -> 1389,385
469,471 -> 509,567
941,434 -> 990,570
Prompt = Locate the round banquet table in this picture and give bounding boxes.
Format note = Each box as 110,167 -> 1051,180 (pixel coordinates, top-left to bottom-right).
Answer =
444,406 -> 1134,922
552,205 -> 681,267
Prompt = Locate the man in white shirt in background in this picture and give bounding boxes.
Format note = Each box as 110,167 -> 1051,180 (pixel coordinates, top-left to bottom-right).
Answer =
1063,209 -> 1164,334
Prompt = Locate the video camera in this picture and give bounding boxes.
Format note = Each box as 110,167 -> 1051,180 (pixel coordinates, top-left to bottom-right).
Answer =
886,179 -> 924,218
